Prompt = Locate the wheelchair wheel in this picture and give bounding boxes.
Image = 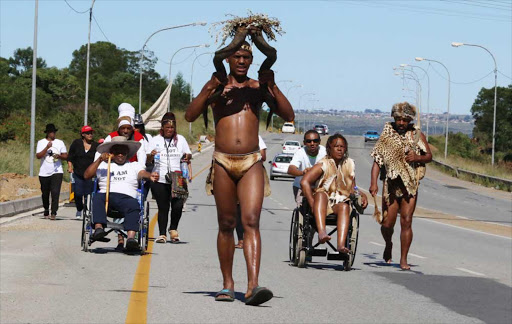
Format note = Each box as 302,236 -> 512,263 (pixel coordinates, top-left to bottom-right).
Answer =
143,200 -> 150,252
344,211 -> 359,271
295,211 -> 305,267
81,210 -> 91,252
289,209 -> 299,264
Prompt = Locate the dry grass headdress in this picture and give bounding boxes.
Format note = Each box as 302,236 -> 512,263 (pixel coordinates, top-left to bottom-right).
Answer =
209,10 -> 285,47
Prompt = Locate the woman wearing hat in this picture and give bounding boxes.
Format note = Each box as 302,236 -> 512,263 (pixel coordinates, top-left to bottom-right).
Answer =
36,124 -> 68,220
67,125 -> 98,219
84,137 -> 159,251
148,112 -> 192,243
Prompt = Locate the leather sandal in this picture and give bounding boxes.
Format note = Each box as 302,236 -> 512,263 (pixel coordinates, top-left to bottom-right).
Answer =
155,235 -> 167,243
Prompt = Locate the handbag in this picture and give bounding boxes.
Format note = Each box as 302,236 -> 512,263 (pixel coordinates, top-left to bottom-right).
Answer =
168,171 -> 188,199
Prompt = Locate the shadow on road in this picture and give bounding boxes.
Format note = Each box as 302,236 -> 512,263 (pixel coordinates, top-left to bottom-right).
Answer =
374,272 -> 512,323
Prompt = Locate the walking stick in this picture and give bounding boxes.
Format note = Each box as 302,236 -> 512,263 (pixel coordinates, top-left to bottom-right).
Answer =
372,194 -> 382,224
105,155 -> 111,213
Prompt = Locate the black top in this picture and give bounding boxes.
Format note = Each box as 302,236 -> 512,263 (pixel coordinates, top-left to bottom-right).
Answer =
68,138 -> 98,178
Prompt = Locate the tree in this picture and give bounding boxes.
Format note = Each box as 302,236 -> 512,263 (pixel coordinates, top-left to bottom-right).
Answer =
8,47 -> 47,76
169,72 -> 191,111
471,85 -> 512,155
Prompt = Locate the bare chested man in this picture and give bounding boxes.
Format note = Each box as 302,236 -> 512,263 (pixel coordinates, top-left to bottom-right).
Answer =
185,39 -> 294,305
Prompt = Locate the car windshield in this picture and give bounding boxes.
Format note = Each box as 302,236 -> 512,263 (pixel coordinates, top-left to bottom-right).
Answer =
283,123 -> 294,127
367,131 -> 378,135
275,156 -> 293,163
285,142 -> 299,146
315,125 -> 323,128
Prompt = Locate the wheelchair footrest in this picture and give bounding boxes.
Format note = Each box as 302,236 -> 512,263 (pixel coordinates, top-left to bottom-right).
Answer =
327,251 -> 349,260
106,222 -> 124,231
311,248 -> 328,257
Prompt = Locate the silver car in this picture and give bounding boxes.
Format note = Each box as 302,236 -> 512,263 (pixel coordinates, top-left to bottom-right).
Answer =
268,154 -> 294,180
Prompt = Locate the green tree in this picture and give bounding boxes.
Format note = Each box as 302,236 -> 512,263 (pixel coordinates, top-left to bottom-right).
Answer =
8,47 -> 47,76
169,72 -> 191,111
471,85 -> 512,155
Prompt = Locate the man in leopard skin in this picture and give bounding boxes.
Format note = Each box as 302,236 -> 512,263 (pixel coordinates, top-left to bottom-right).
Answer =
369,102 -> 432,270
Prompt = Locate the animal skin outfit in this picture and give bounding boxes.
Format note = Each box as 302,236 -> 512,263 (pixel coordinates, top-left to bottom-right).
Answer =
314,157 -> 356,215
370,122 -> 428,206
205,150 -> 271,197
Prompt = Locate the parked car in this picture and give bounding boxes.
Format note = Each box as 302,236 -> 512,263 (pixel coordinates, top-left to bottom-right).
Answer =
364,130 -> 380,142
314,124 -> 325,135
268,154 -> 294,180
282,140 -> 301,154
281,122 -> 295,134
322,124 -> 329,135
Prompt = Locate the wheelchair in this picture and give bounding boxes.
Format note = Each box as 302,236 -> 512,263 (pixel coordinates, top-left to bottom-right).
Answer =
289,195 -> 360,270
81,179 -> 150,254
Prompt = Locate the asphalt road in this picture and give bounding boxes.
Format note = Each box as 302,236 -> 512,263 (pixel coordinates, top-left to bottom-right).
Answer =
1,133 -> 511,323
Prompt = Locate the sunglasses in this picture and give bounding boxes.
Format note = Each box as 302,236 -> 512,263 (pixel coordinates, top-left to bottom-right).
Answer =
83,131 -> 93,135
305,139 -> 320,144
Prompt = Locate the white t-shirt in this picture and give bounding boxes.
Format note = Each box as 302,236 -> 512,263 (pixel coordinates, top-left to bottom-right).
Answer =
36,138 -> 67,177
289,145 -> 327,188
143,133 -> 153,154
104,134 -> 147,166
96,161 -> 144,198
258,135 -> 267,150
148,134 -> 191,184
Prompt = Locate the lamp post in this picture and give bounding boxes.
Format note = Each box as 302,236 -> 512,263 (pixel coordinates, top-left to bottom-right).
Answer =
416,57 -> 451,160
83,0 -> 96,126
282,83 -> 301,131
452,42 -> 498,166
394,70 -> 422,111
401,63 -> 431,140
138,21 -> 206,114
167,44 -> 209,112
299,92 -> 315,132
29,0 -> 39,176
308,99 -> 320,129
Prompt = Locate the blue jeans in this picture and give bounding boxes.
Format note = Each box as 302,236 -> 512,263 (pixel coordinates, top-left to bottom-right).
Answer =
73,173 -> 93,212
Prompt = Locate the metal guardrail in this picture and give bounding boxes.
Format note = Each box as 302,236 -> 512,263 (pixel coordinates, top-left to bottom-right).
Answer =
432,159 -> 512,189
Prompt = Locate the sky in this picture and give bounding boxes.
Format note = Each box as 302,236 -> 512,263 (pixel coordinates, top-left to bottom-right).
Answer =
1,0 -> 511,115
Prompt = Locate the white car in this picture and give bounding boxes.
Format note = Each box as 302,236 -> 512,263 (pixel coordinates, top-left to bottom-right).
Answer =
282,140 -> 301,154
281,122 -> 295,134
322,124 -> 329,135
268,154 -> 294,180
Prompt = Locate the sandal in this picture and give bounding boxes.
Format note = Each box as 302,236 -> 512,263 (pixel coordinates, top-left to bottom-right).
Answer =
169,230 -> 180,243
155,235 -> 167,243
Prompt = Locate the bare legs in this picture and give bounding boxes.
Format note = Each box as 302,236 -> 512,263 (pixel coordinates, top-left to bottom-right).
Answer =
333,202 -> 350,253
213,161 -> 264,299
380,194 -> 417,270
312,192 -> 330,243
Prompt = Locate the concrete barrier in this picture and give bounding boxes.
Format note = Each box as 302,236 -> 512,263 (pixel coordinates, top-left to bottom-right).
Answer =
0,191 -> 69,218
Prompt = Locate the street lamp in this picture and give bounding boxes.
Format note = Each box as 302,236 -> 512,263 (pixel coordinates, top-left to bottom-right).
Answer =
138,21 -> 206,114
299,92 -> 315,132
308,99 -> 320,129
84,0 -> 96,126
29,0 -> 39,176
167,44 -> 209,112
416,57 -> 451,160
401,63 -> 431,140
395,70 -> 422,111
452,42 -> 498,166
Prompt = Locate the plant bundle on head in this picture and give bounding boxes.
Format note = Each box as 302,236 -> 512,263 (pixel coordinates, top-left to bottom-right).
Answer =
210,10 -> 285,47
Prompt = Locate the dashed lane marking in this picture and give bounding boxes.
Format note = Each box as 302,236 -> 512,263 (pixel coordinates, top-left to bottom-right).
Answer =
408,253 -> 427,259
456,267 -> 486,277
370,241 -> 385,247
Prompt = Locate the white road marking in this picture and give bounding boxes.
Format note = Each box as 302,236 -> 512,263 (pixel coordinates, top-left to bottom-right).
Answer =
408,253 -> 427,259
456,267 -> 486,277
418,217 -> 512,240
456,215 -> 469,220
370,241 -> 385,247
483,221 -> 512,228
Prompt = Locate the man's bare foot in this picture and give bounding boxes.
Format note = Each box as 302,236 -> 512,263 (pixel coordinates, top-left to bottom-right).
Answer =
383,242 -> 392,263
400,259 -> 410,270
318,232 -> 331,244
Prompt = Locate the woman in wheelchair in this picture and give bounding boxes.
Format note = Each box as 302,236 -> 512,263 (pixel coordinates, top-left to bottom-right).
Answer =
84,137 -> 159,251
301,134 -> 368,254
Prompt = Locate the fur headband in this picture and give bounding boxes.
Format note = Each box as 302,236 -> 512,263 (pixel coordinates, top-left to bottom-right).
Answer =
391,102 -> 416,120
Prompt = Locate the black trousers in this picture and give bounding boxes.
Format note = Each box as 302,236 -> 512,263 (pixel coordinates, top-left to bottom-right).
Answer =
151,182 -> 185,236
92,192 -> 140,231
39,173 -> 63,215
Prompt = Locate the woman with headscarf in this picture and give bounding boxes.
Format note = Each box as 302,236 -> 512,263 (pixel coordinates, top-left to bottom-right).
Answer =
67,125 -> 98,219
148,112 -> 192,243
301,134 -> 368,254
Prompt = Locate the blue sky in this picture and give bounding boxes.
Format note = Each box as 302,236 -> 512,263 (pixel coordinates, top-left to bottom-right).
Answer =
1,0 -> 511,115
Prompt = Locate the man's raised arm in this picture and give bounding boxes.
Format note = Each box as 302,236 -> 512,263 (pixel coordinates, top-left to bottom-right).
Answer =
259,70 -> 294,122
185,75 -> 222,122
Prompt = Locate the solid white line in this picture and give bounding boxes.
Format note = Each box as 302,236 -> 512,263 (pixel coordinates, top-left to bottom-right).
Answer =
456,215 -> 469,220
369,241 -> 385,247
483,221 -> 512,228
456,267 -> 486,277
417,217 -> 512,240
408,253 -> 427,259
